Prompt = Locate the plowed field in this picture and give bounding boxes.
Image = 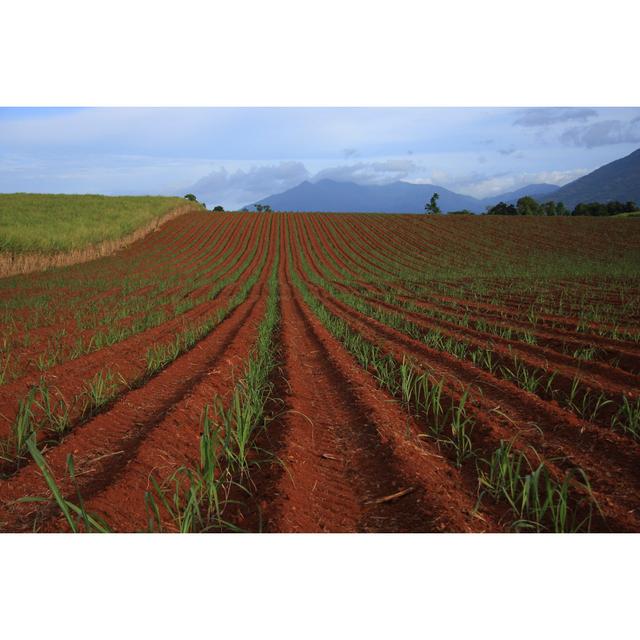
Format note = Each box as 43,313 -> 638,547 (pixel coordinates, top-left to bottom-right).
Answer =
1,212 -> 639,532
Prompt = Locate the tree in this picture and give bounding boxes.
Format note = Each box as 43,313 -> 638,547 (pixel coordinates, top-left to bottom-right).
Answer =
516,196 -> 542,216
263,204 -> 272,212
486,201 -> 517,215
571,200 -> 638,216
213,205 -> 224,212
425,192 -> 441,215
183,193 -> 197,202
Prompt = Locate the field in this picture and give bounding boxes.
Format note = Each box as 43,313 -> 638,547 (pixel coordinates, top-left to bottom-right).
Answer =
0,211 -> 639,532
0,194 -> 200,279
0,194 -> 193,253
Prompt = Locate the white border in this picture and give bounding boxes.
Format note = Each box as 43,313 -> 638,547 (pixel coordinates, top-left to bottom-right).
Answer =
1,533 -> 637,639
1,1 -> 638,637
1,0 -> 639,106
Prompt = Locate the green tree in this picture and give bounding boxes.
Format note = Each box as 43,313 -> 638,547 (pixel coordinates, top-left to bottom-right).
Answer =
213,205 -> 224,212
183,194 -> 197,202
486,202 -> 517,215
425,192 -> 441,214
516,196 -> 542,216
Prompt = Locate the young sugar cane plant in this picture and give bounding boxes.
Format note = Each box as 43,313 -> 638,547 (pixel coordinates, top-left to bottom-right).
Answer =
17,438 -> 112,532
34,378 -> 72,437
445,390 -> 475,468
144,410 -> 241,533
145,336 -> 182,375
211,271 -> 280,473
611,395 -> 640,439
414,372 -> 446,437
145,255 -> 281,532
498,358 -> 545,394
477,439 -> 600,532
81,369 -> 119,417
0,389 -> 38,465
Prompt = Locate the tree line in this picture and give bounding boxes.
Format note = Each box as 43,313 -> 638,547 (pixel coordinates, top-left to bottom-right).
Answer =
484,196 -> 638,217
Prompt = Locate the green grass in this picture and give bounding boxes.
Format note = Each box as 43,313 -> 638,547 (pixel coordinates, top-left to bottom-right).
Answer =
613,211 -> 640,218
0,193 -> 194,253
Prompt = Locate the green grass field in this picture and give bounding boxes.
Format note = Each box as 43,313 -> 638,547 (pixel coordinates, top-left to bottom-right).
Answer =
0,194 -> 193,253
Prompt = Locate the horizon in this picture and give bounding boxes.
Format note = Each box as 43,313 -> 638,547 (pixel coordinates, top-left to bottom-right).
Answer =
1,107 -> 640,209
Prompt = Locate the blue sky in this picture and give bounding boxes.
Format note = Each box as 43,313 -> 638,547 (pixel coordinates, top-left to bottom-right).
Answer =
1,107 -> 639,208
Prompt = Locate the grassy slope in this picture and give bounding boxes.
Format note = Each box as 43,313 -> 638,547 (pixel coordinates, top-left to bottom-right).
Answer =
0,194 -> 193,253
614,211 -> 640,218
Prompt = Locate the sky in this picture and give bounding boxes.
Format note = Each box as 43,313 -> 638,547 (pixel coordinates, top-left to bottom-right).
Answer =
1,107 -> 639,209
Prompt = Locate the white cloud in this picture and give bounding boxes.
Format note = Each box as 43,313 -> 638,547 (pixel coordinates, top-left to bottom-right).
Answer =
312,159 -> 419,185
189,161 -> 310,208
442,168 -> 590,198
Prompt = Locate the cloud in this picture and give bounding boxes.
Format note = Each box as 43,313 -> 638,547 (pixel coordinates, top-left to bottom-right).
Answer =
342,148 -> 358,158
312,159 -> 419,185
559,118 -> 640,148
513,108 -> 598,127
0,151 -> 212,196
188,157 -> 423,207
441,168 -> 590,199
189,161 -> 310,207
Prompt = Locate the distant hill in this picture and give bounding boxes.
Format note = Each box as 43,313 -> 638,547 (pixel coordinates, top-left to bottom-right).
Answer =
544,148 -> 640,208
250,179 -> 483,213
197,147 -> 640,214
249,179 -> 565,214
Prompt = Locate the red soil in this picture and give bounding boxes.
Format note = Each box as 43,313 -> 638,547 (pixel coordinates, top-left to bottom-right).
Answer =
1,211 -> 640,532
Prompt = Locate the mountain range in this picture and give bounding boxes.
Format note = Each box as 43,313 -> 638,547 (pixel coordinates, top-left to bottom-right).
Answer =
248,180 -> 559,214
255,180 -> 484,214
192,147 -> 640,213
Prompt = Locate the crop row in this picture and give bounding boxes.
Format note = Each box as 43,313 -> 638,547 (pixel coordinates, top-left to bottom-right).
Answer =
0,219 -> 273,474
289,245 -> 599,532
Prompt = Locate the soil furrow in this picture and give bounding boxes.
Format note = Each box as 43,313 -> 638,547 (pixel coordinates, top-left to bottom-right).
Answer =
0,221 -> 277,532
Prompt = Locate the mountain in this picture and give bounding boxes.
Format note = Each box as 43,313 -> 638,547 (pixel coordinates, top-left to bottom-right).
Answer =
194,147 -> 640,214
481,183 -> 559,207
543,148 -> 640,209
249,179 -> 482,213
248,179 -> 565,214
